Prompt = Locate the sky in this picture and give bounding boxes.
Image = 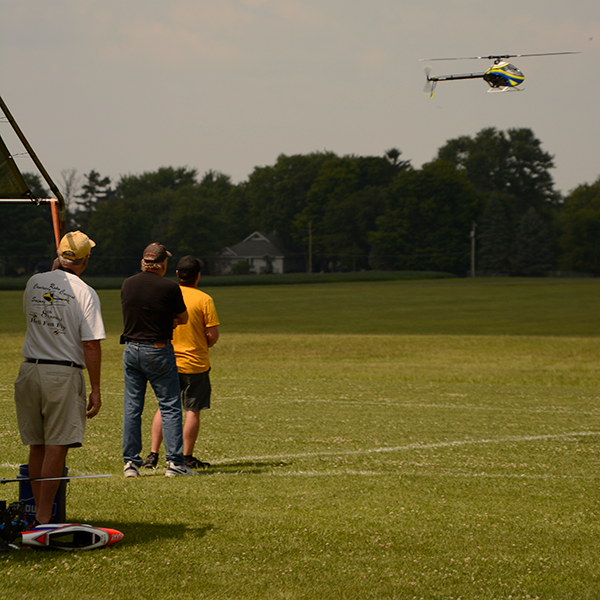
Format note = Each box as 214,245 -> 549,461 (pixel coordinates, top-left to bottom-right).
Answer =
1,0 -> 598,198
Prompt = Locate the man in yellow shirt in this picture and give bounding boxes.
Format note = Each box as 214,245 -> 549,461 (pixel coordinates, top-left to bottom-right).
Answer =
142,255 -> 220,469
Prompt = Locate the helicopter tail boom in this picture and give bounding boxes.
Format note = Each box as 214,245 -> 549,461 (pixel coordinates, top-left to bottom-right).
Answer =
424,68 -> 486,98
429,72 -> 487,82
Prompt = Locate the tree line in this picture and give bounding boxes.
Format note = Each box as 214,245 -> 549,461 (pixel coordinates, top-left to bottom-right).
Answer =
2,126 -> 600,277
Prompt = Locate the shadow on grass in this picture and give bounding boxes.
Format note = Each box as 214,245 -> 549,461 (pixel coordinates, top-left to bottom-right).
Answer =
206,460 -> 291,475
117,522 -> 214,546
133,460 -> 289,477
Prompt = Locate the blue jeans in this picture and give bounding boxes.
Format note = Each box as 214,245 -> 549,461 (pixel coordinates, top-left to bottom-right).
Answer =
122,342 -> 184,466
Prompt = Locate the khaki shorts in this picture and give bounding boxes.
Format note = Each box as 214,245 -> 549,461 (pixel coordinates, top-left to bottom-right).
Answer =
14,362 -> 87,447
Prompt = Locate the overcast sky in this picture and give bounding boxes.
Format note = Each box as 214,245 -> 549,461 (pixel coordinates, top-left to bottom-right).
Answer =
2,0 -> 598,197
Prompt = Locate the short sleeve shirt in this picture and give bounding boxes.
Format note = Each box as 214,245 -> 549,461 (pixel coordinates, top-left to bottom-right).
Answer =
173,286 -> 220,374
21,269 -> 106,367
121,272 -> 187,342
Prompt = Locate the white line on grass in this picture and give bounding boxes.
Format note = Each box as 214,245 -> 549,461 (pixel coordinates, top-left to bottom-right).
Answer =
214,470 -> 599,480
216,396 -> 600,415
0,463 -> 24,469
217,430 -> 600,464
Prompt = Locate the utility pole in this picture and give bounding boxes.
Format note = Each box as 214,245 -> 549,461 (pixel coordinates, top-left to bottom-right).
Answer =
470,222 -> 477,277
307,221 -> 312,273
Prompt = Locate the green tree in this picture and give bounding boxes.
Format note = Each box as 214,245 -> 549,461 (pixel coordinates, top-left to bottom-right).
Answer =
0,172 -> 54,275
231,260 -> 251,275
511,207 -> 554,275
321,186 -> 385,271
437,127 -> 560,216
558,177 -> 600,274
245,152 -> 335,251
86,167 -> 238,275
87,168 -> 197,275
293,155 -> 361,270
59,168 -> 83,230
384,147 -> 411,170
24,172 -> 49,199
476,193 -> 513,274
194,170 -> 253,248
87,194 -> 161,275
357,153 -> 409,186
164,171 -> 235,257
115,166 -> 197,199
291,152 -> 405,271
73,170 -> 113,231
369,160 -> 481,274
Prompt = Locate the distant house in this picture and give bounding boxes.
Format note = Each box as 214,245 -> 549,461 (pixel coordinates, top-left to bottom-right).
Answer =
218,231 -> 303,275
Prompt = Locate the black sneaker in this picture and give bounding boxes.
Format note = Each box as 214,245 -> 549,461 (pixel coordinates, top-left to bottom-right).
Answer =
165,461 -> 200,477
142,452 -> 159,468
184,455 -> 211,469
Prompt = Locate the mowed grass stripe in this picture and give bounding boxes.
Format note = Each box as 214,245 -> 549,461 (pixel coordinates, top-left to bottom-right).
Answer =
3,277 -> 600,336
216,395 -> 600,415
205,277 -> 600,336
223,470 -> 600,480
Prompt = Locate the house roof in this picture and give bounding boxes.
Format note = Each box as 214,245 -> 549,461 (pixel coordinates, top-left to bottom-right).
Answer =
222,231 -> 289,258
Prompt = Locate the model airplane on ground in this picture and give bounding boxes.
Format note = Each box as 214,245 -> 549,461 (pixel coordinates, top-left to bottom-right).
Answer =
420,52 -> 581,97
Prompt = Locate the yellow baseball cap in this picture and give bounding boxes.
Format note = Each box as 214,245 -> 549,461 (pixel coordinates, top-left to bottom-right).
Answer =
58,231 -> 96,260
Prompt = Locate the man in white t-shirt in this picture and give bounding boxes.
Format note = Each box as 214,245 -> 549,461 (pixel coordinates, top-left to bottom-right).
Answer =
14,231 -> 105,524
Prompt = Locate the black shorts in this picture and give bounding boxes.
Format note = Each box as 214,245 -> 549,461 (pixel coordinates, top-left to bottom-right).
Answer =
178,370 -> 211,412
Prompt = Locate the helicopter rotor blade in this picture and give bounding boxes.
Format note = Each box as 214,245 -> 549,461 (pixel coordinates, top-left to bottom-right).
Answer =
420,56 -> 492,61
505,51 -> 581,58
419,51 -> 581,62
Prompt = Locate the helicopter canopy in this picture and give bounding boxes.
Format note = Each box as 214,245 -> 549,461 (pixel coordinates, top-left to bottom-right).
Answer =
501,63 -> 524,76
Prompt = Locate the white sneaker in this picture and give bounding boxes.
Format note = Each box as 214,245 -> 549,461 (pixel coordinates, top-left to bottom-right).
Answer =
165,461 -> 200,477
124,461 -> 140,478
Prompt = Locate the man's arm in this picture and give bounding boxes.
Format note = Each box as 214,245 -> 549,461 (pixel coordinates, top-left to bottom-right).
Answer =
173,310 -> 188,328
206,326 -> 219,348
82,340 -> 102,418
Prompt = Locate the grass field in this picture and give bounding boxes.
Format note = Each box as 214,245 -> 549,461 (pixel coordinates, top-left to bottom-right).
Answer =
1,278 -> 600,599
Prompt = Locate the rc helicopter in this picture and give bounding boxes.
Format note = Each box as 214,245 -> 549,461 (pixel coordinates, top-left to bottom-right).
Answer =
1,473 -> 122,552
420,52 -> 580,97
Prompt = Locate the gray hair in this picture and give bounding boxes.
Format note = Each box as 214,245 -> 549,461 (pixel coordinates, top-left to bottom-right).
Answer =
59,255 -> 87,268
141,259 -> 165,272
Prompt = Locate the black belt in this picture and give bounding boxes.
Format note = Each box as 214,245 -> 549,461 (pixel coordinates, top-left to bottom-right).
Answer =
25,358 -> 83,369
122,338 -> 169,347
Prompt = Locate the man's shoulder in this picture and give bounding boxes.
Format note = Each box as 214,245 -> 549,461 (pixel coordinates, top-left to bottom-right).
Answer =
27,270 -> 59,284
122,272 -> 144,286
28,269 -> 91,290
180,285 -> 207,296
26,270 -> 98,304
123,272 -> 177,289
181,286 -> 213,303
